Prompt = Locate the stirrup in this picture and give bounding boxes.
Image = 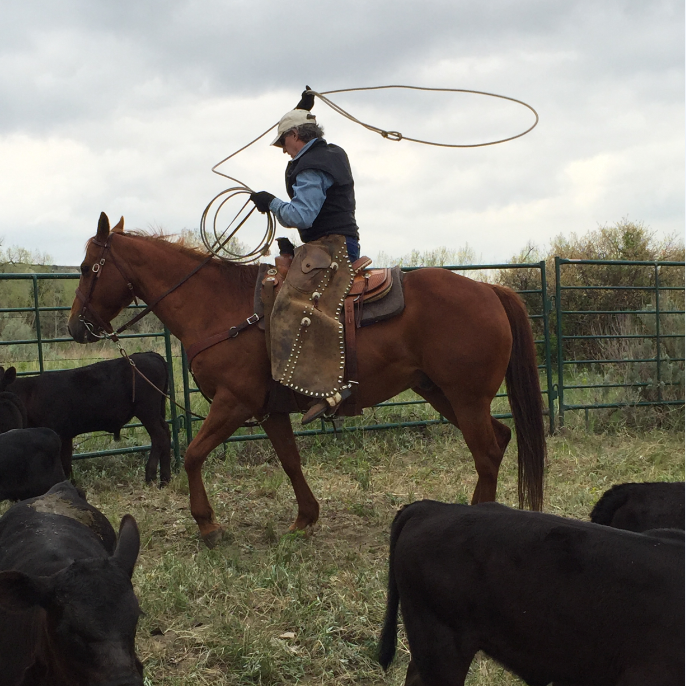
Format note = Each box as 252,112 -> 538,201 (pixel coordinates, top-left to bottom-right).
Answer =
301,387 -> 352,425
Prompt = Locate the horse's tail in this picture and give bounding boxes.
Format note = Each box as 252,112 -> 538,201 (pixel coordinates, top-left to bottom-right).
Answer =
378,504 -> 415,671
490,285 -> 546,511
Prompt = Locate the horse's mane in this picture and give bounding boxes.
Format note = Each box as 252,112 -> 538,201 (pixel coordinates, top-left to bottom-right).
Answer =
113,230 -> 261,293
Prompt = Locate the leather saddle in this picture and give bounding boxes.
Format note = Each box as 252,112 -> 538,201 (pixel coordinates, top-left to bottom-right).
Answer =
347,256 -> 394,304
253,260 -> 404,331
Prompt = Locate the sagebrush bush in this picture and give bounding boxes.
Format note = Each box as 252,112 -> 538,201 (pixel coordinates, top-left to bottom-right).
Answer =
498,220 -> 685,362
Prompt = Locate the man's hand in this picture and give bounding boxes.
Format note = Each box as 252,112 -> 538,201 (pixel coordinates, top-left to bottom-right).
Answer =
250,191 -> 275,214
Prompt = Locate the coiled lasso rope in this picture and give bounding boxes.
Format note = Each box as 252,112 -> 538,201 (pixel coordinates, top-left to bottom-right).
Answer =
199,85 -> 539,261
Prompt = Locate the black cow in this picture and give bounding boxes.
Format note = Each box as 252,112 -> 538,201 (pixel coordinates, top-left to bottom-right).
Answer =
379,500 -> 684,686
0,387 -> 27,433
0,352 -> 171,484
0,427 -> 65,501
0,481 -> 143,686
591,481 -> 685,532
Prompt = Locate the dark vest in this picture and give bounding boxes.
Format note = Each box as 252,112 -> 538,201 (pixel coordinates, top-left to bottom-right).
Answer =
285,138 -> 359,243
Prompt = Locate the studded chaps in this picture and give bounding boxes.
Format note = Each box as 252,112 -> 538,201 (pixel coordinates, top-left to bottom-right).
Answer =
270,235 -> 354,399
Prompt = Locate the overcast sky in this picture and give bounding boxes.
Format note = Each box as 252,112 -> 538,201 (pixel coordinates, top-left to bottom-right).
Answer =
0,0 -> 683,266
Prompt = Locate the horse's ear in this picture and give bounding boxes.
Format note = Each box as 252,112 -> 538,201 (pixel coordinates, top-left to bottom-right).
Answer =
111,216 -> 125,234
96,212 -> 110,241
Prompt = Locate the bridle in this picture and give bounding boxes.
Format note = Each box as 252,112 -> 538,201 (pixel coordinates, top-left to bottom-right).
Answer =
74,230 -> 264,421
75,232 -> 213,341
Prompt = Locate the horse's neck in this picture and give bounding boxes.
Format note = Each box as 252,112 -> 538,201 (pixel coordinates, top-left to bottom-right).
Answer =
120,237 -> 255,344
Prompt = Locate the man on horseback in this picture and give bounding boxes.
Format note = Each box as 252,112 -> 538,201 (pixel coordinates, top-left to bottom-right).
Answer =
250,87 -> 362,424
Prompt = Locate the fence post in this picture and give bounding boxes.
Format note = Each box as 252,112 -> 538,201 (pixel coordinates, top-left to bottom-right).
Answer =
554,257 -> 564,427
655,262 -> 662,403
163,328 -> 181,469
181,347 -> 194,447
32,275 -> 45,373
540,260 -> 555,433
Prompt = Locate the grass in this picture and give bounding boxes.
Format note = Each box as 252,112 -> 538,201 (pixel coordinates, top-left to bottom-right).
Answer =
2,420 -> 681,685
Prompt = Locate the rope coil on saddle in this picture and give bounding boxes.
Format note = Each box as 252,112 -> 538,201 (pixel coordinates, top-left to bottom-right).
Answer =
200,85 -> 539,261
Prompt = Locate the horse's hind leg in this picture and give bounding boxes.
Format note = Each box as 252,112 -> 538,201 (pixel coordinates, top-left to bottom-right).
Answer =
453,401 -> 508,504
261,412 -> 319,530
413,383 -> 510,503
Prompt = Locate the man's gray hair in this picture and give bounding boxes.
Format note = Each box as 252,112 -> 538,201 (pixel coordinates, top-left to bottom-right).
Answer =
294,122 -> 325,142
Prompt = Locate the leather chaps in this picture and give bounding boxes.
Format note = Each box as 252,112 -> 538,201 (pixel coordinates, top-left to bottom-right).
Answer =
270,235 -> 354,399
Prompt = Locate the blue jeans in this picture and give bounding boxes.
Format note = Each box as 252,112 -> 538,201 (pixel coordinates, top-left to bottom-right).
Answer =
346,237 -> 360,262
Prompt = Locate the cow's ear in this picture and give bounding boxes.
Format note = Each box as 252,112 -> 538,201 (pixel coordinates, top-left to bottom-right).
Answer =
96,212 -> 110,241
3,367 -> 16,386
0,571 -> 53,613
111,216 -> 125,234
113,514 -> 140,578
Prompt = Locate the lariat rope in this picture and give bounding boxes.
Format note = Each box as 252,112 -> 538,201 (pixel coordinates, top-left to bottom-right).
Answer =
200,85 -> 538,261
84,86 -> 538,426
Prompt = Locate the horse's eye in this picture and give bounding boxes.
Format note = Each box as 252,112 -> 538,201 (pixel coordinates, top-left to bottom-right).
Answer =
80,264 -> 90,276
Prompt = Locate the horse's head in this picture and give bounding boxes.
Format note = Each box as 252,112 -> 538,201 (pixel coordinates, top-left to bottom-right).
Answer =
68,212 -> 135,343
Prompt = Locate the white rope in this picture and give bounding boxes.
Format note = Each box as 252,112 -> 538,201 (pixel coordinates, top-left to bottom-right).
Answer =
200,85 -> 539,261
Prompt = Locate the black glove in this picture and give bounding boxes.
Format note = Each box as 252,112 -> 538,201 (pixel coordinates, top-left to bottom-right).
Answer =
295,85 -> 315,111
276,237 -> 296,256
250,191 -> 275,214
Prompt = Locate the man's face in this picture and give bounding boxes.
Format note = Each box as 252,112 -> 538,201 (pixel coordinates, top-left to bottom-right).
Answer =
281,130 -> 303,158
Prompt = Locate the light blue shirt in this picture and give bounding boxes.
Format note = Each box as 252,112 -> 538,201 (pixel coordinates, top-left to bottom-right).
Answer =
269,139 -> 334,230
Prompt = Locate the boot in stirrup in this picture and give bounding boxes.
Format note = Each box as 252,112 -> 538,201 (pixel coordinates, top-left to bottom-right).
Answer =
301,387 -> 352,425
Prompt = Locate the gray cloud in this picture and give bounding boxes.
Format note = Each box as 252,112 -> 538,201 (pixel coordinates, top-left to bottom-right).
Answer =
0,0 -> 682,264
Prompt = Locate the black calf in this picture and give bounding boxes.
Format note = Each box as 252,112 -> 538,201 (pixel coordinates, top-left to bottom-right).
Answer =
591,481 -> 684,532
0,481 -> 143,686
379,500 -> 684,686
0,390 -> 27,433
0,352 -> 171,484
0,427 -> 65,501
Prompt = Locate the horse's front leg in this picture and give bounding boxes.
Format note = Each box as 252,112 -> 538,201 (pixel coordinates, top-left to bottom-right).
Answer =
261,412 -> 319,530
184,393 -> 252,547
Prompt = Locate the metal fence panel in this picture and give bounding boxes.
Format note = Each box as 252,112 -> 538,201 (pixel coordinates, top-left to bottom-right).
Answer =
554,257 -> 685,427
0,272 -> 182,466
0,257 -> 681,466
176,262 -> 555,440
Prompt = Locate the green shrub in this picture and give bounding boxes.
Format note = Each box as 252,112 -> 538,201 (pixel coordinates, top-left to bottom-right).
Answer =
498,220 -> 684,363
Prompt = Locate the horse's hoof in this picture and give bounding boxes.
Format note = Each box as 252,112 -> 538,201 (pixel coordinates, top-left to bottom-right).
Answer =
201,527 -> 224,549
287,522 -> 315,538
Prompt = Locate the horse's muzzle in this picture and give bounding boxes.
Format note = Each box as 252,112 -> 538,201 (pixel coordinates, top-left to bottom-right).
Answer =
67,315 -> 100,344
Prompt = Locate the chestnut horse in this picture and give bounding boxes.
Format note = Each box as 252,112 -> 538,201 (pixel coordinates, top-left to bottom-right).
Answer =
68,213 -> 546,547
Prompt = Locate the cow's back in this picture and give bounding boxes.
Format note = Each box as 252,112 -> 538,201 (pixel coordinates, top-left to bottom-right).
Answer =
0,481 -> 117,572
7,352 -> 167,438
0,428 -> 64,501
591,482 -> 685,532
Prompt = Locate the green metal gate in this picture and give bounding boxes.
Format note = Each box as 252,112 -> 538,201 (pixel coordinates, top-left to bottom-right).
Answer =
554,258 -> 685,427
0,258 -> 681,466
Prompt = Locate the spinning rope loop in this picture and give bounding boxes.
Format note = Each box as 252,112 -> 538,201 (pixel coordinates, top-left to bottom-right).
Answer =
200,85 -> 539,261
